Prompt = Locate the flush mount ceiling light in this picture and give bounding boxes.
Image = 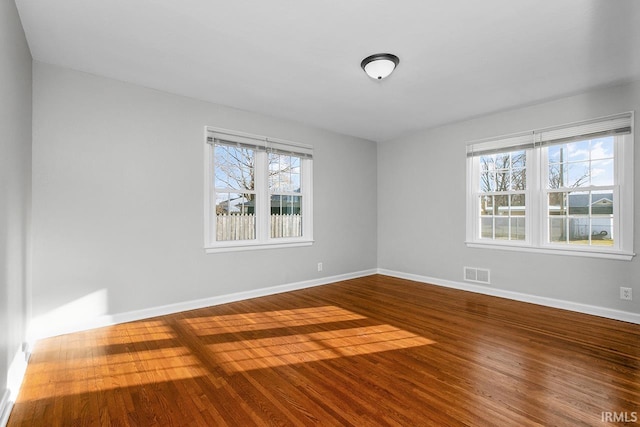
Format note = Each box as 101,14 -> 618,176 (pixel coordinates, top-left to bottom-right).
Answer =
361,53 -> 400,80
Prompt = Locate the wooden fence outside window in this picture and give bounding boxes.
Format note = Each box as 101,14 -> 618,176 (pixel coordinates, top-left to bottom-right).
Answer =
216,214 -> 302,241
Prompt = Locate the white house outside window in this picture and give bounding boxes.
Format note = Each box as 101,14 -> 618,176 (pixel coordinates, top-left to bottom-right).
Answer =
205,127 -> 313,253
466,113 -> 634,261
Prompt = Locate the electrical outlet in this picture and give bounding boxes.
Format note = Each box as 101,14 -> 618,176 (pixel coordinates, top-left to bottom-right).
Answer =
620,287 -> 632,301
317,262 -> 323,272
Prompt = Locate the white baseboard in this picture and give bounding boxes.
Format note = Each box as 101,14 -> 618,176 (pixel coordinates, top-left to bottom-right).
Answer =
1,346 -> 29,427
29,268 -> 378,341
377,268 -> 640,324
0,389 -> 11,427
27,265 -> 638,342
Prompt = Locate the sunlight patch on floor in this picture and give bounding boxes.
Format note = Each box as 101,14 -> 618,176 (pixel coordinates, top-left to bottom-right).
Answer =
205,324 -> 435,373
20,346 -> 206,400
182,306 -> 367,335
113,320 -> 179,342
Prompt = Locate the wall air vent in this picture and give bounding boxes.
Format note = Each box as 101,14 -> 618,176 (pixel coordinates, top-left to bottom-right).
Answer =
464,267 -> 490,284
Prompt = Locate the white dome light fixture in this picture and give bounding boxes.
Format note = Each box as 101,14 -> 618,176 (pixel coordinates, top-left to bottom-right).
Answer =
361,53 -> 400,80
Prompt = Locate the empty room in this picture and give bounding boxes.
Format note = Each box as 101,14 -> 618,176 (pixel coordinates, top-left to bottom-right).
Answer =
2,1 -> 639,426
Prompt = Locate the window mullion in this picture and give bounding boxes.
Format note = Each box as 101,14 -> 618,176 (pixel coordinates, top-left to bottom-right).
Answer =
254,150 -> 269,242
530,145 -> 542,247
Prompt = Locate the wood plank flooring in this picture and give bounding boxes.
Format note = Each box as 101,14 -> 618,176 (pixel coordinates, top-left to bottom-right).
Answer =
8,274 -> 640,426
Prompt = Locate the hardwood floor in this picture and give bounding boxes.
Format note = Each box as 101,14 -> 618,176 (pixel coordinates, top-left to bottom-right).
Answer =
8,275 -> 640,426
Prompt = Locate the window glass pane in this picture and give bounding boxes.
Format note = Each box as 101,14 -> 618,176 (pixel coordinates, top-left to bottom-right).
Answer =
547,138 -> 615,189
215,145 -> 255,191
480,154 -> 495,171
568,140 -> 590,162
480,172 -> 495,192
215,192 -> 254,215
548,192 -> 567,216
215,192 -> 256,241
568,217 -> 590,244
270,195 -> 302,215
568,191 -> 589,215
495,153 -> 510,169
271,195 -> 302,238
480,217 -> 493,239
495,217 -> 509,239
591,191 -> 613,215
590,137 -> 614,160
566,162 -> 590,188
291,163 -> 301,193
291,156 -> 301,169
548,145 -> 565,164
268,169 -> 278,190
495,171 -> 509,191
548,163 -> 567,189
268,153 -> 283,191
495,195 -> 509,216
271,194 -> 282,212
510,194 -> 525,216
479,195 -> 493,215
269,153 -> 302,193
590,159 -> 614,186
591,219 -> 613,246
511,168 -> 526,191
511,151 -> 526,168
591,191 -> 614,247
549,217 -> 566,243
511,217 -> 526,241
591,218 -> 613,244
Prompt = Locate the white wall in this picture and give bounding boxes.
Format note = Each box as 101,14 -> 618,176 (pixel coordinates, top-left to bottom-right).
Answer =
379,80 -> 640,315
26,44 -> 640,345
31,62 -> 378,335
0,0 -> 32,415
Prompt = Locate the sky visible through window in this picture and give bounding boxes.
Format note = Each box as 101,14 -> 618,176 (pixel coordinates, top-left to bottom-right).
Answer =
548,137 -> 614,188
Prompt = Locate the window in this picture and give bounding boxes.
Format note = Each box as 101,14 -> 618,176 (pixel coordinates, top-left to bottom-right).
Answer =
478,150 -> 527,241
205,127 -> 313,252
269,152 -> 303,238
466,113 -> 634,260
545,138 -> 615,247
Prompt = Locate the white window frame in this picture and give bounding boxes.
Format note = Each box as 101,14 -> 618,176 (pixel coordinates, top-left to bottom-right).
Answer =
204,127 -> 313,253
466,113 -> 634,261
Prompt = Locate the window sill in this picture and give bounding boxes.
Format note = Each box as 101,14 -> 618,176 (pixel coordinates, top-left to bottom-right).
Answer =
465,241 -> 635,261
205,239 -> 314,254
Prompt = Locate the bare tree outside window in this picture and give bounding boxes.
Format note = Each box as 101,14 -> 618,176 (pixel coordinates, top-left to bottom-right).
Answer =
546,139 -> 614,246
214,146 -> 296,196
214,146 -> 255,196
213,145 -> 257,240
478,150 -> 526,240
214,144 -> 302,240
480,151 -> 526,193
